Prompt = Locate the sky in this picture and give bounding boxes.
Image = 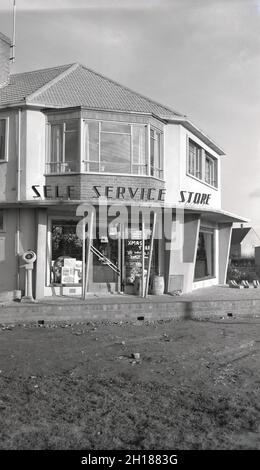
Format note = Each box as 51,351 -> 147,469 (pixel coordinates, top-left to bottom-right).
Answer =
0,0 -> 259,232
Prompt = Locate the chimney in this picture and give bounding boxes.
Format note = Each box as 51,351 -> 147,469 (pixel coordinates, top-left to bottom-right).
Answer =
0,32 -> 11,88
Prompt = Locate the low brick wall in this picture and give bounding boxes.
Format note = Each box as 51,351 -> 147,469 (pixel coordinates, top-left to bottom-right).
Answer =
0,298 -> 260,323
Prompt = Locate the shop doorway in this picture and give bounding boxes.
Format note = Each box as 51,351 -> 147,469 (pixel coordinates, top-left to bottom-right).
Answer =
194,228 -> 215,280
123,227 -> 158,294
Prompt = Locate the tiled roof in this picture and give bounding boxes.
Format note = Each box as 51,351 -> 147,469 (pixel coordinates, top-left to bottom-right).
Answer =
0,63 -> 184,119
231,227 -> 252,244
0,64 -> 73,106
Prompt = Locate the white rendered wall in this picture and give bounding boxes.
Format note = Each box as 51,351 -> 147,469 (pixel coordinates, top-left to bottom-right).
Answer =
164,124 -> 222,209
21,110 -> 46,200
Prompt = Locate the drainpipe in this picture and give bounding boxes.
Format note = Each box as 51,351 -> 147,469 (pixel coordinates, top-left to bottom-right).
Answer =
16,108 -> 21,292
17,108 -> 21,201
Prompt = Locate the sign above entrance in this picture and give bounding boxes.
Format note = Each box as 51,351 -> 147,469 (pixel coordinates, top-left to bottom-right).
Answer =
179,191 -> 211,205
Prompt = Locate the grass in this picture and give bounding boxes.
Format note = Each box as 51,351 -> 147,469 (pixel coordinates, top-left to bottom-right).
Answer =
0,318 -> 259,449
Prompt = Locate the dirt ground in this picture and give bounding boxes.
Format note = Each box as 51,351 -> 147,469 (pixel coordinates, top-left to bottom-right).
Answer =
0,316 -> 259,450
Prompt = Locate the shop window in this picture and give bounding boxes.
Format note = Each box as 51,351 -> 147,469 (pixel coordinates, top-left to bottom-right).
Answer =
0,119 -> 8,161
0,210 -> 4,231
188,140 -> 202,179
83,120 -> 148,176
51,220 -> 83,285
150,128 -> 163,179
46,120 -> 80,173
194,230 -> 215,280
205,153 -> 218,188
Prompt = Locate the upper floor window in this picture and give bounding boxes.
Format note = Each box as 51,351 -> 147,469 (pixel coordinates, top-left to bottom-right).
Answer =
46,120 -> 80,173
0,118 -> 8,161
188,140 -> 202,179
187,138 -> 218,188
46,118 -> 163,179
83,121 -> 149,175
205,153 -> 218,188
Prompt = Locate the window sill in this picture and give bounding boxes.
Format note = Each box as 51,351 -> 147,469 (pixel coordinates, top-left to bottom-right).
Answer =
0,160 -> 8,164
44,171 -> 165,183
186,172 -> 218,191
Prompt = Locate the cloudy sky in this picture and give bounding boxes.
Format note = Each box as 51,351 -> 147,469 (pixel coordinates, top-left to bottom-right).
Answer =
0,0 -> 259,232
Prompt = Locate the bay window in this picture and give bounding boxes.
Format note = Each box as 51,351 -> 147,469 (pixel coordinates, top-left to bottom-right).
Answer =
46,117 -> 163,178
46,120 -> 80,173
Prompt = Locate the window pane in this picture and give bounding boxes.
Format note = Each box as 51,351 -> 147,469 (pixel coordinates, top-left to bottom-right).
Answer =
101,122 -> 131,134
205,154 -> 218,187
205,155 -> 216,186
0,120 -> 6,159
188,140 -> 201,179
150,130 -> 155,175
65,126 -> 79,172
150,128 -> 162,178
189,142 -> 195,175
84,121 -> 99,165
50,124 -> 62,163
51,220 -> 83,285
133,126 -> 147,175
100,132 -> 131,173
48,121 -> 79,173
205,158 -> 211,184
0,210 -> 4,231
214,159 -> 218,187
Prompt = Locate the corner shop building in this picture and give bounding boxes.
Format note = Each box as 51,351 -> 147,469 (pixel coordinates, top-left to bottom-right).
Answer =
0,33 -> 245,300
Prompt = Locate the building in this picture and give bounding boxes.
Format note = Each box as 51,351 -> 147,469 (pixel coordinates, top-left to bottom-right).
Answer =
0,32 -> 245,301
230,226 -> 260,260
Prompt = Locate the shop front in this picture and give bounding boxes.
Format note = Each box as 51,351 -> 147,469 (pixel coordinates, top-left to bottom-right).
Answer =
39,202 -> 162,298
28,197 -> 243,300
